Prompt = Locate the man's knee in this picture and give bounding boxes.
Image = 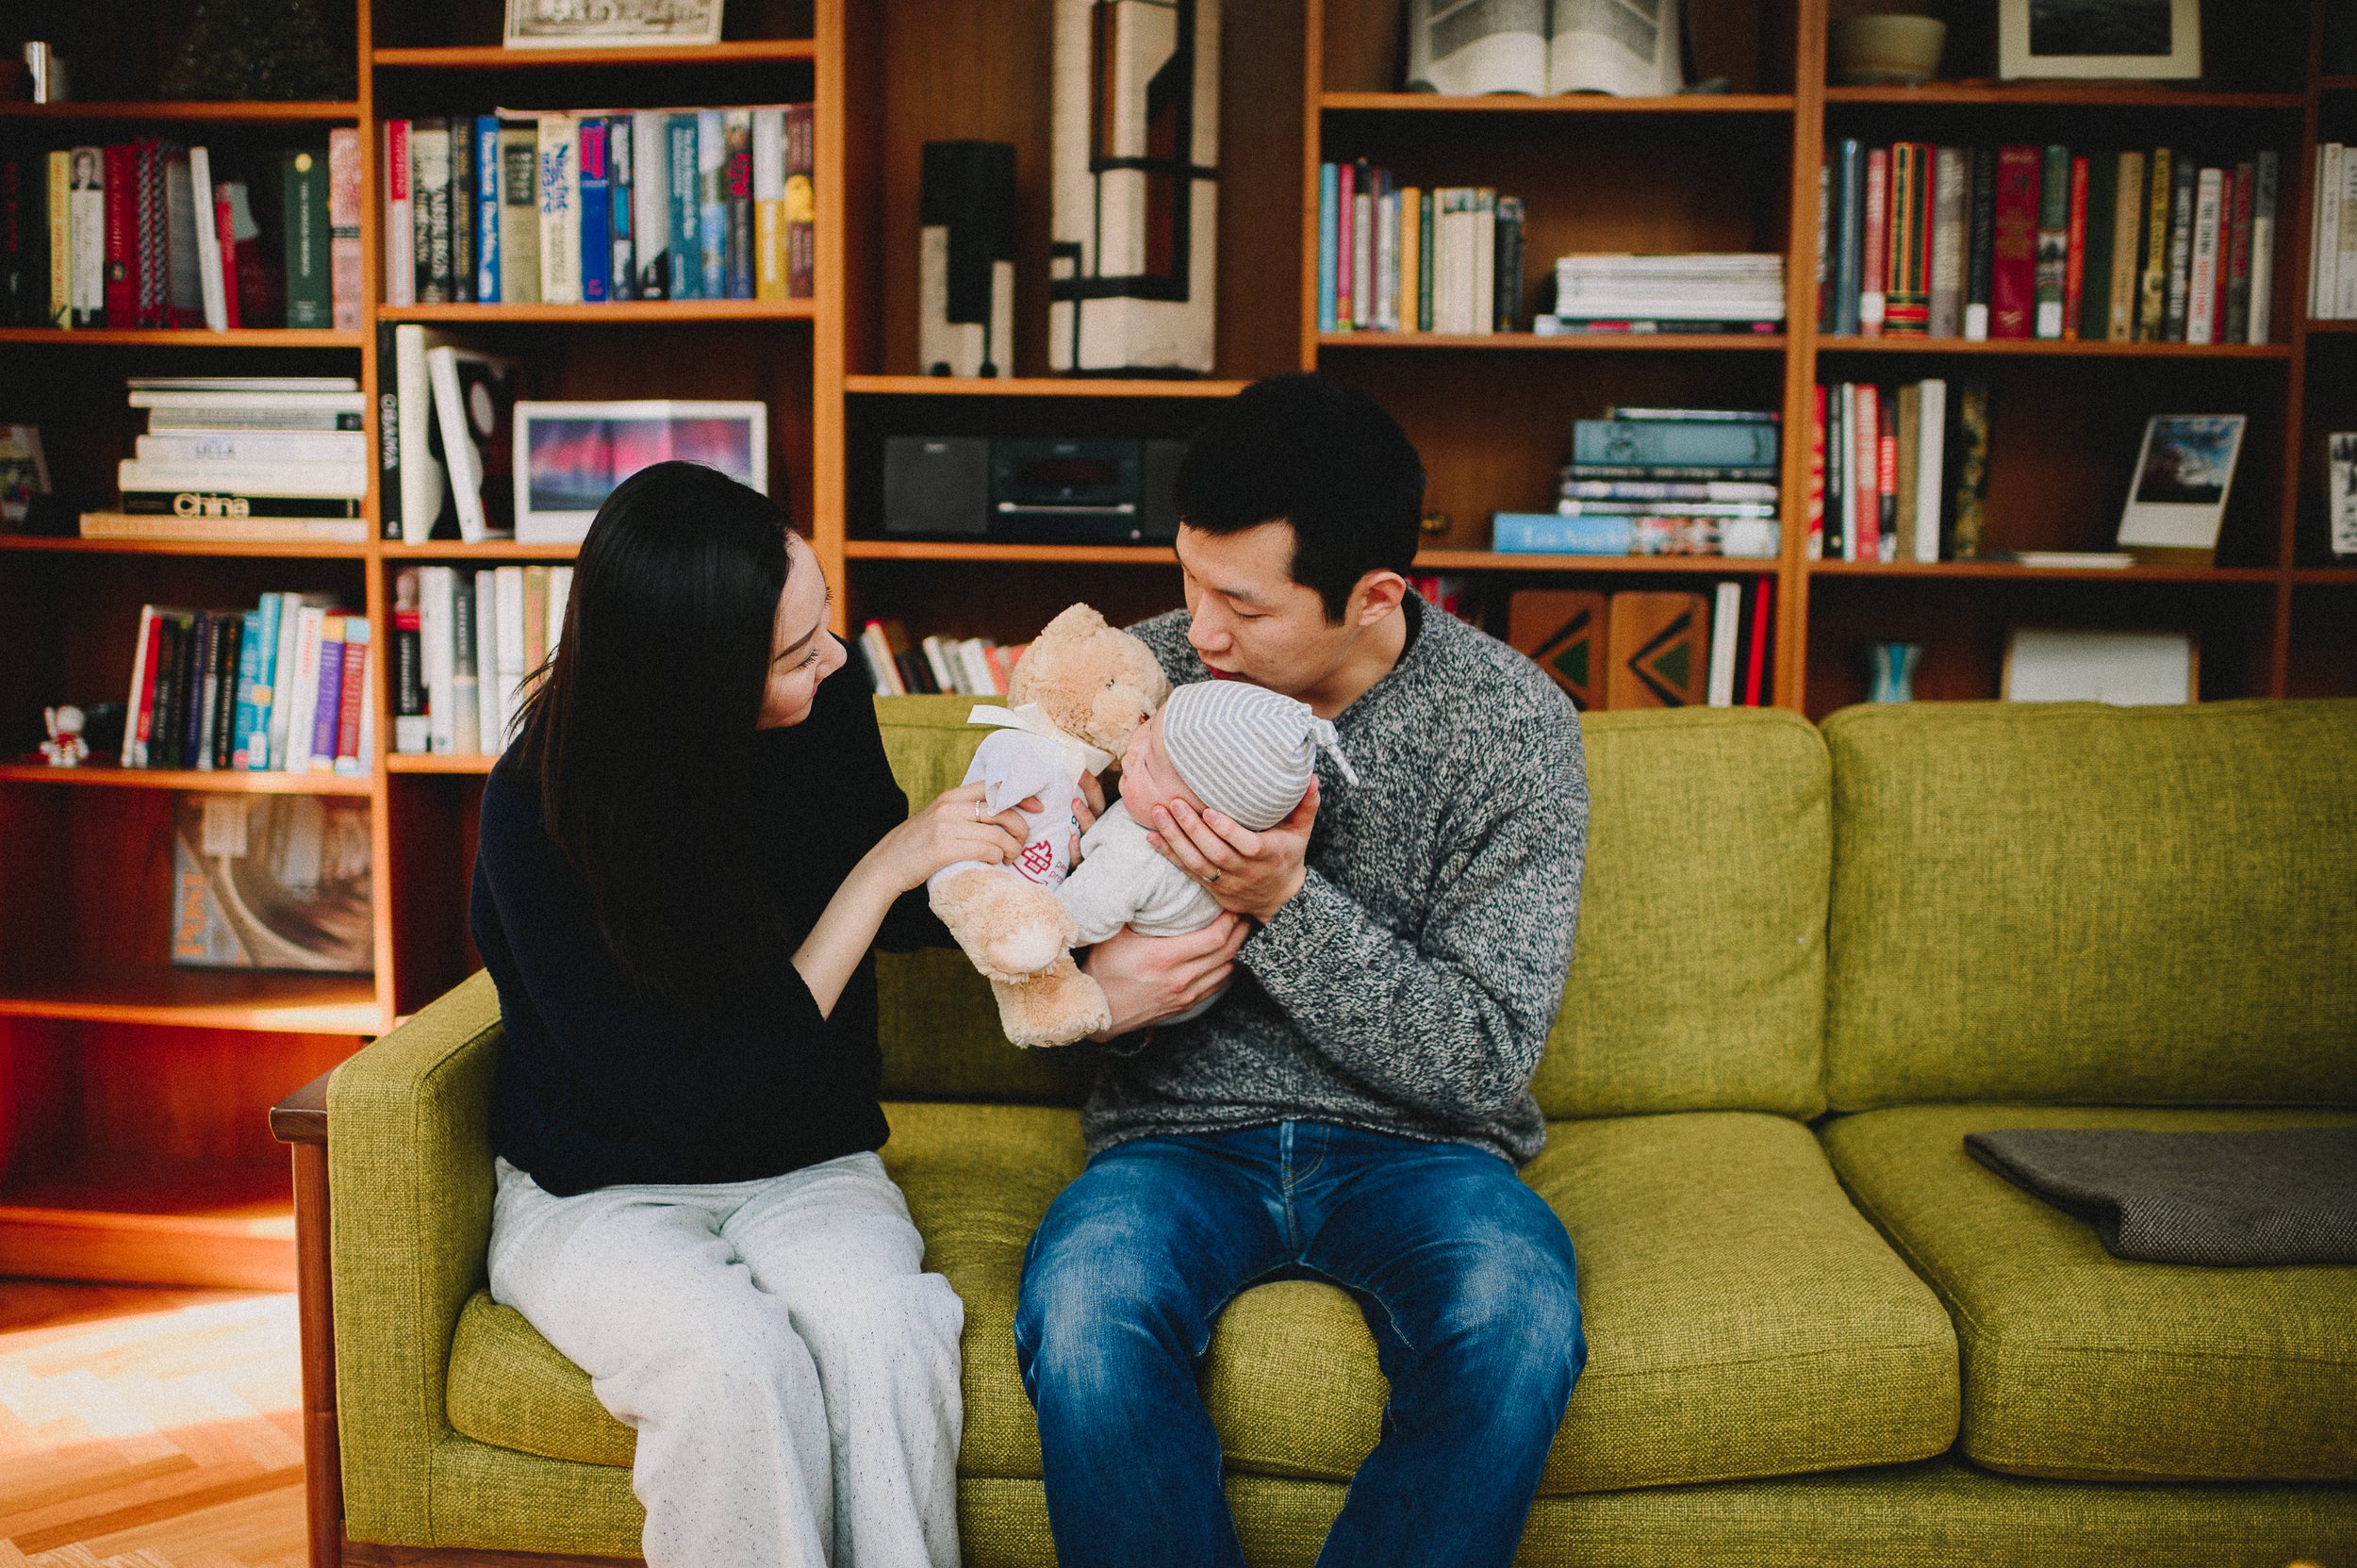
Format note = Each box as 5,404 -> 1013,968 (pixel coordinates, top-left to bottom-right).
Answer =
1430,1248 -> 1586,1409
1016,1238 -> 1196,1406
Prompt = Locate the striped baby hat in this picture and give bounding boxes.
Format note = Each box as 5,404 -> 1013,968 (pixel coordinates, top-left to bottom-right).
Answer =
1158,680 -> 1360,831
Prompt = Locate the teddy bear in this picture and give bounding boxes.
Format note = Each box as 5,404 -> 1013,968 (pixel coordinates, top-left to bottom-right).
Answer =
926,602 -> 1171,1048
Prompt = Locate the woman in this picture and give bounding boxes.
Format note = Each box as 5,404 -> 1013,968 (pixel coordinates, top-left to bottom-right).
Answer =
470,461 -> 1030,1568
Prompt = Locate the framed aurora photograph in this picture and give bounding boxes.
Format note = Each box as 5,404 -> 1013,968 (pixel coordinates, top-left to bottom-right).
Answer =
512,399 -> 768,543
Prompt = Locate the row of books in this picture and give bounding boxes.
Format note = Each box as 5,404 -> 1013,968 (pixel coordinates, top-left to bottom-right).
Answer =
391,565 -> 573,755
1807,378 -> 1992,564
1506,585 -> 1777,712
78,377 -> 371,544
857,619 -> 1030,698
2305,144 -> 2357,320
1820,140 -> 2281,346
1314,162 -> 1526,335
380,325 -> 522,543
1493,409 -> 1781,557
0,133 -> 357,331
384,105 -> 815,308
119,596 -> 371,773
1542,253 -> 1785,336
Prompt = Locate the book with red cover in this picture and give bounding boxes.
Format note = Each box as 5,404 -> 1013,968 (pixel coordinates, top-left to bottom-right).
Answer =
335,623 -> 369,770
1990,144 -> 2042,338
213,187 -> 239,327
2063,156 -> 2089,339
103,142 -> 135,327
1806,382 -> 1827,559
1742,573 -> 1774,707
1861,147 -> 1889,334
2223,161 -> 2255,343
1853,383 -> 1881,562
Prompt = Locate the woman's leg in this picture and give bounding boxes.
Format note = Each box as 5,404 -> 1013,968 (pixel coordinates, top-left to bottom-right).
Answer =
486,1161 -> 834,1568
722,1150 -> 966,1568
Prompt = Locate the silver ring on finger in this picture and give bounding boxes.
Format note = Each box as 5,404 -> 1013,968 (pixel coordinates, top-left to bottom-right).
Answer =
1202,867 -> 1222,883
974,801 -> 992,820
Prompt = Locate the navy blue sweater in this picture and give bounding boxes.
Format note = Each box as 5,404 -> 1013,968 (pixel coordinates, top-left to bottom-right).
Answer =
471,671 -> 946,1197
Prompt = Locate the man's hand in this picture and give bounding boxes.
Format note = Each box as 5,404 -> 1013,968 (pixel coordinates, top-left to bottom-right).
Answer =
1146,778 -> 1317,923
1081,915 -> 1247,1039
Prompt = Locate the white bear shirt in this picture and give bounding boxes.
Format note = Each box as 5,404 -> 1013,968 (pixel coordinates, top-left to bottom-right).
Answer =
1057,800 -> 1223,947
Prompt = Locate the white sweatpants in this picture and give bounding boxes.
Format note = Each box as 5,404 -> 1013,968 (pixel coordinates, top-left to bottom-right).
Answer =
486,1151 -> 964,1568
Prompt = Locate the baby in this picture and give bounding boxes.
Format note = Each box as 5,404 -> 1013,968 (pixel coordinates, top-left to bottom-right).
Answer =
1058,680 -> 1358,1017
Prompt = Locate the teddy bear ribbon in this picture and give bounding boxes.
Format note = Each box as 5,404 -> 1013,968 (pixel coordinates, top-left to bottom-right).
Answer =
966,703 -> 1115,781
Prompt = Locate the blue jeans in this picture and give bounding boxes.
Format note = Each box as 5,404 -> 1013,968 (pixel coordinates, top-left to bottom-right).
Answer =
1014,1121 -> 1586,1568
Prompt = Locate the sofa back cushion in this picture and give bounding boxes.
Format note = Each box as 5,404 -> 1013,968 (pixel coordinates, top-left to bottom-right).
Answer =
1822,699 -> 2357,1110
1531,708 -> 1830,1120
875,698 -> 1830,1117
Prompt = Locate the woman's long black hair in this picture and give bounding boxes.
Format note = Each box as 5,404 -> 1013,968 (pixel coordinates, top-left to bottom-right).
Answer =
511,460 -> 793,1004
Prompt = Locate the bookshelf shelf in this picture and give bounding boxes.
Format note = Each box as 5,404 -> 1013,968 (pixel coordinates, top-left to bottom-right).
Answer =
1814,336 -> 2292,358
846,375 -> 1251,398
1320,91 -> 1793,115
2324,76 -> 2357,93
381,540 -> 583,559
1316,332 -> 1788,352
0,534 -> 370,558
0,327 -> 364,347
843,539 -> 1178,566
1820,85 -> 2303,110
0,764 -> 375,794
0,101 -> 362,124
0,971 -> 383,1034
0,1155 -> 295,1290
2292,567 -> 2357,583
2303,320 -> 2357,333
1419,550 -> 1776,573
377,301 -> 814,322
1809,561 -> 2280,583
371,41 -> 816,69
384,754 -> 497,774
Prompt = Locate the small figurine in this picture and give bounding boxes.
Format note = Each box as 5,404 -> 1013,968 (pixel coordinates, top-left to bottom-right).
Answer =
40,704 -> 88,767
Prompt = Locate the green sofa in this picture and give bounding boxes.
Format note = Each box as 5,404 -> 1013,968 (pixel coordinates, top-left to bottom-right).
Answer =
312,696 -> 2357,1567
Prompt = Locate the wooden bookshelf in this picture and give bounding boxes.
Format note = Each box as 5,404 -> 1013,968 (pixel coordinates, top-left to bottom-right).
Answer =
0,0 -> 2350,1290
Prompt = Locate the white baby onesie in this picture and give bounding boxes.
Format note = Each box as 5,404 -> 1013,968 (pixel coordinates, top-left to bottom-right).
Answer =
1057,800 -> 1224,946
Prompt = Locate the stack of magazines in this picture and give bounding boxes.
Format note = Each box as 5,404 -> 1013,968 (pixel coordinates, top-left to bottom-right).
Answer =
82,376 -> 369,543
1541,254 -> 1786,336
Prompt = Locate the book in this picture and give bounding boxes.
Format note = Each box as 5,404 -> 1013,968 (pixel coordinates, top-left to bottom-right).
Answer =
411,120 -> 452,305
393,322 -> 453,542
2140,146 -> 2173,339
1990,145 -> 2040,339
2329,432 -> 2357,556
120,492 -> 361,519
169,793 -> 373,971
1963,145 -> 1995,340
418,567 -> 456,753
473,116 -> 503,303
426,343 -> 521,541
233,598 -> 280,769
102,145 -> 132,328
1884,142 -> 1929,337
753,107 -> 785,301
2185,167 -> 2223,345
306,616 -> 346,770
1913,378 -> 1946,564
784,103 -> 815,299
280,603 -> 327,772
474,570 -> 503,752
697,108 -> 726,300
452,572 -> 483,752
578,117 -> 610,304
632,109 -> 670,299
723,108 -> 753,300
1928,145 -> 1968,338
667,114 -> 701,298
117,458 -> 365,497
68,144 -> 102,327
383,120 -> 414,306
1574,419 -> 1778,470
1493,513 -> 1634,554
2105,150 -> 2145,342
2033,143 -> 2069,339
2161,154 -> 2196,340
1317,162 -> 1338,333
1860,146 -> 1887,334
391,571 -> 428,754
1706,580 -> 1743,707
1606,591 -> 1709,709
1834,139 -> 1863,336
121,605 -> 160,766
334,619 -> 370,772
2222,160 -> 2254,345
1507,589 -> 1607,709
328,127 -> 363,328
607,116 -> 635,300
536,113 -> 580,305
1399,184 -> 1421,333
2062,155 -> 2089,340
499,118 -> 541,305
2249,150 -> 2278,344
1893,381 -> 1920,562
1945,381 -> 1992,560
449,116 -> 474,305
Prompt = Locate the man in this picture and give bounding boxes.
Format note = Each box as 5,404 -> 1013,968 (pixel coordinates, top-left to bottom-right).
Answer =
1015,373 -> 1590,1568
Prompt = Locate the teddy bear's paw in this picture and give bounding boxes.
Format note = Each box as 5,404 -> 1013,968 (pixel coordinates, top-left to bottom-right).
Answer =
996,966 -> 1113,1049
984,921 -> 1066,978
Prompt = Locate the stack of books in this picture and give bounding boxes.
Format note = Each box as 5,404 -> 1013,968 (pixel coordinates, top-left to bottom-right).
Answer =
120,594 -> 371,773
858,619 -> 1028,697
1492,408 -> 1781,558
1314,161 -> 1526,335
2308,143 -> 2357,319
0,131 -> 361,331
1810,379 -> 1993,563
81,377 -> 370,543
384,106 -> 815,308
1821,140 -> 2280,345
391,565 -> 574,756
1541,254 -> 1785,336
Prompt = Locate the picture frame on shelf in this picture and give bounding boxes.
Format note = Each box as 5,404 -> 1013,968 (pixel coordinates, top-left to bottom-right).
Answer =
1998,0 -> 2201,81
503,0 -> 723,50
513,399 -> 766,543
2002,626 -> 2200,705
2116,413 -> 2244,559
2328,432 -> 2357,557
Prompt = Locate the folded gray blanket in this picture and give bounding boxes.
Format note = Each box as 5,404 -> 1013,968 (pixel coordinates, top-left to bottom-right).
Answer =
1964,1127 -> 2357,1265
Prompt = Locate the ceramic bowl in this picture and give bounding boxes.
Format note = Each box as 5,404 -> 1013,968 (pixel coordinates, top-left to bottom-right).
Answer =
1831,15 -> 1947,86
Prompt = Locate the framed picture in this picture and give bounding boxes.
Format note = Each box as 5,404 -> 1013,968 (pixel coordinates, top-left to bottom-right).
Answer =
513,400 -> 768,543
2003,627 -> 2199,706
2329,432 -> 2357,557
2000,0 -> 2200,80
503,0 -> 723,50
2117,413 -> 2245,554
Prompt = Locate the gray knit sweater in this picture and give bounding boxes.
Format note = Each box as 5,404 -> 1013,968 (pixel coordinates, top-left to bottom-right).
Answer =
1083,597 -> 1587,1164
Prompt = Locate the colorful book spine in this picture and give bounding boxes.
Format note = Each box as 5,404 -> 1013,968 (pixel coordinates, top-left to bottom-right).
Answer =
1492,512 -> 1636,554
537,113 -> 580,305
1418,188 -> 1435,331
335,619 -> 370,773
1859,145 -> 1888,334
1945,382 -> 1990,560
2185,166 -> 2223,345
1884,141 -> 1929,336
2108,150 -> 2145,341
499,119 -> 540,304
752,107 -> 785,301
309,617 -> 346,771
1833,139 -> 1864,336
2061,155 -> 2088,340
2221,161 -> 2252,343
383,120 -> 413,306
577,118 -> 610,303
328,126 -> 362,327
1317,161 -> 1338,333
723,108 -> 753,299
2161,153 -> 2195,340
608,116 -> 635,300
2140,146 -> 2173,339
1807,383 -> 1826,559
1928,144 -> 1968,338
67,144 -> 102,326
411,120 -> 451,305
668,114 -> 701,300
2032,143 -> 2069,338
1990,144 -> 2040,338
473,116 -> 502,303
2074,153 -> 2114,341
696,108 -> 727,300
1399,184 -> 1421,334
633,110 -> 669,299
783,103 -> 815,300
285,147 -> 332,327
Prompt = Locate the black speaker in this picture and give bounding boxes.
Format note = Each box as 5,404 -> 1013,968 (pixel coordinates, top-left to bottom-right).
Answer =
1142,438 -> 1186,542
882,437 -> 989,536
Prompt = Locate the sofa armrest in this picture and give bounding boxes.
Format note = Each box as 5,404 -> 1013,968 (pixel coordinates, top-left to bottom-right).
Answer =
325,968 -> 506,1546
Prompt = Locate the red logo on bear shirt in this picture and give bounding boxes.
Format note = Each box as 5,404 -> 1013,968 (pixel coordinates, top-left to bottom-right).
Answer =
1016,839 -> 1058,883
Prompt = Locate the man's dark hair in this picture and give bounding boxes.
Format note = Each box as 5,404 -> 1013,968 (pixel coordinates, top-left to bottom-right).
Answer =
1174,373 -> 1426,621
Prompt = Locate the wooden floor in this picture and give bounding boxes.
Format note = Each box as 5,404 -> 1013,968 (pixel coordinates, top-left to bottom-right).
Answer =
0,1280 -> 305,1568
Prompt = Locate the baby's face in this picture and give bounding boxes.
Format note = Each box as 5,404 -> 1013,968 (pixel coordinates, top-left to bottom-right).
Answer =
1115,709 -> 1205,825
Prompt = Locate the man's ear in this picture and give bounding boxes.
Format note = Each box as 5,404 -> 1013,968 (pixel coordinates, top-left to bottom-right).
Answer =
1352,570 -> 1409,629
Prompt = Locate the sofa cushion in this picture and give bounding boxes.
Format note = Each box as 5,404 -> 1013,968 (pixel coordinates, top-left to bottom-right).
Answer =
445,1099 -> 1088,1476
1205,1112 -> 1957,1494
1527,708 -> 1831,1120
1821,1103 -> 2357,1482
1821,699 -> 2357,1109
447,1107 -> 1955,1494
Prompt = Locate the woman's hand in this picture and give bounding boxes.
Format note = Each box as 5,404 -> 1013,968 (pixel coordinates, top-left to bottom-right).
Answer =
867,782 -> 1033,894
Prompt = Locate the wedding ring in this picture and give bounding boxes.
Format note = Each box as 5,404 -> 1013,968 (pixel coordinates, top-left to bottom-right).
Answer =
1203,867 -> 1222,883
973,801 -> 991,820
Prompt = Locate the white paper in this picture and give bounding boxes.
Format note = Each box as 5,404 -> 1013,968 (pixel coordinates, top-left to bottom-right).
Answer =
2005,628 -> 2194,706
